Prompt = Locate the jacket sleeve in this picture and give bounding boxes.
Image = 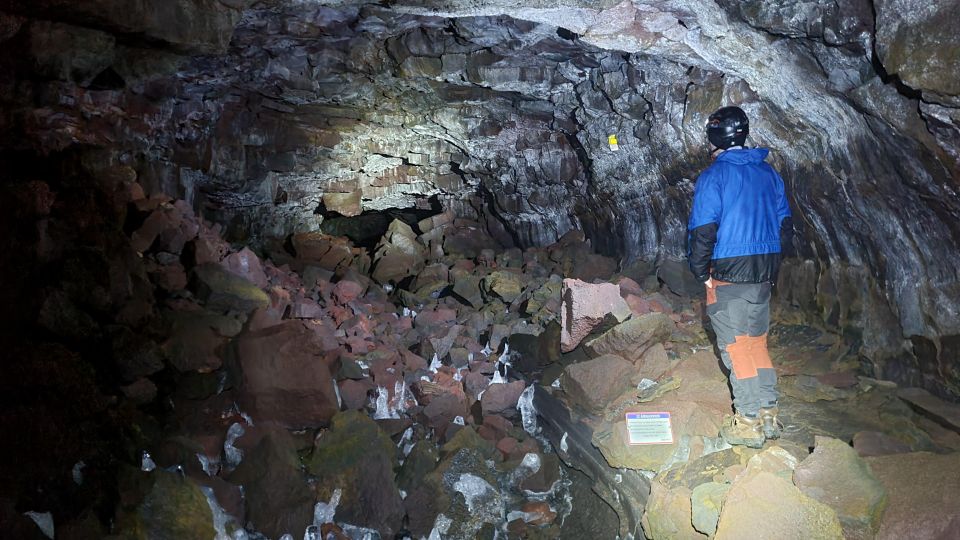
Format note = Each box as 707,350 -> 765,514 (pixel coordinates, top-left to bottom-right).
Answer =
773,169 -> 794,256
688,170 -> 721,282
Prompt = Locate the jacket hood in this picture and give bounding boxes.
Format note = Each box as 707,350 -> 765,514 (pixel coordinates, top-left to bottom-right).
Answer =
716,147 -> 769,165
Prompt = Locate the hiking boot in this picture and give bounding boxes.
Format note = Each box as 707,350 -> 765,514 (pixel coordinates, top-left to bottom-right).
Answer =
758,407 -> 783,440
720,412 -> 765,449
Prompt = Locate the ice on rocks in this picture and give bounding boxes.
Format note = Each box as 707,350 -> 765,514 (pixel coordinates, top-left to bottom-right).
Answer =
141,450 -> 157,472
453,415 -> 465,425
373,386 -> 399,419
197,453 -> 219,476
72,460 -> 85,485
224,422 -> 246,469
453,473 -> 501,516
428,513 -> 453,540
429,353 -> 442,373
560,432 -> 569,453
313,488 -> 341,526
24,511 -> 54,539
517,385 -> 538,435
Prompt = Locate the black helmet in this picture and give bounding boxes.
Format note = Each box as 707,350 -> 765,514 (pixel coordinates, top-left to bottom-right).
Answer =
706,106 -> 749,149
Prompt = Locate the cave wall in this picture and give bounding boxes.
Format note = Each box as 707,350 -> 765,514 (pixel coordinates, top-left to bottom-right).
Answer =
1,0 -> 959,397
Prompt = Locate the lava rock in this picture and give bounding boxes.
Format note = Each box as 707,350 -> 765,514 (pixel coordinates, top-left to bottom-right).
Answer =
233,321 -> 340,428
307,410 -> 405,537
582,312 -> 673,360
794,436 -> 887,538
714,470 -> 844,540
560,279 -> 632,352
190,263 -> 269,314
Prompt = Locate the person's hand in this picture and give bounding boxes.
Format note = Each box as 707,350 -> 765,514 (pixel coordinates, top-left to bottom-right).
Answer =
704,278 -> 714,289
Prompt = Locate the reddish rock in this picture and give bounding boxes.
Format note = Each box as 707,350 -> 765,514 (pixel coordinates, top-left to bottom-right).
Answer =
464,371 -> 490,400
221,247 -> 269,289
339,379 -> 375,410
637,343 -> 673,381
333,278 -> 366,304
291,232 -> 357,271
616,276 -> 644,297
560,279 -> 631,353
234,321 -> 340,428
289,295 -> 324,319
867,452 -> 960,540
185,221 -> 229,266
248,286 -> 292,331
414,307 -> 457,329
480,380 -> 526,418
521,501 -> 557,526
561,354 -> 635,414
401,350 -> 428,372
852,431 -> 912,457
496,436 -> 518,460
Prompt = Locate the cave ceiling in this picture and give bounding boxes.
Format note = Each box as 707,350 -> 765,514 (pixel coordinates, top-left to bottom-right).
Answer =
1,0 -> 959,366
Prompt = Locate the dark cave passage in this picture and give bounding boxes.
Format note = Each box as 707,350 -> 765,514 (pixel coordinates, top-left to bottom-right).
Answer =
1,1 -> 959,539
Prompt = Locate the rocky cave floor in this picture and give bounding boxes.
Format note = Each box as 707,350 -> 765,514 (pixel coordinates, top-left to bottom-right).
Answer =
4,182 -> 960,540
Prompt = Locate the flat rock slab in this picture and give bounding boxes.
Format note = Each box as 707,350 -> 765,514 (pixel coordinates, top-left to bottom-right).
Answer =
898,387 -> 960,433
866,451 -> 960,540
561,354 -> 635,414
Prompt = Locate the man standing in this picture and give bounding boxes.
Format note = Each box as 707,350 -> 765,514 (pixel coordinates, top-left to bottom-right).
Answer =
687,106 -> 793,448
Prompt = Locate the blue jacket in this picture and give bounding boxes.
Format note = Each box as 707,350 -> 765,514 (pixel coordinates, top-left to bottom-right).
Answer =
687,148 -> 792,283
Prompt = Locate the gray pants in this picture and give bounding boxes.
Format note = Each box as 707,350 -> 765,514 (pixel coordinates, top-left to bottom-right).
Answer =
706,281 -> 778,416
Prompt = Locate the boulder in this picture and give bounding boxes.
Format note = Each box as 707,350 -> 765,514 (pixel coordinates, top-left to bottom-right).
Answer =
593,398 -> 725,472
228,428 -> 314,539
134,470 -> 215,540
190,263 -> 269,313
451,274 -> 484,308
875,0 -> 960,100
307,411 -> 404,537
560,279 -> 632,352
640,482 -> 701,539
657,259 -> 705,297
221,247 -> 269,289
291,232 -> 358,272
866,452 -> 960,540
480,380 -> 526,418
482,270 -> 525,304
582,312 -> 673,360
897,387 -> 960,432
561,354 -> 636,414
794,436 -> 887,538
234,321 -> 339,428
714,470 -> 844,540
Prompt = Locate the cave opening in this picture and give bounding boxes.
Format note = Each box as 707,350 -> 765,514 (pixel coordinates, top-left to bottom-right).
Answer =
1,1 -> 959,539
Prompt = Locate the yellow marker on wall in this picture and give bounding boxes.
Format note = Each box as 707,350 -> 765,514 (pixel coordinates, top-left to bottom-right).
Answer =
608,134 -> 619,151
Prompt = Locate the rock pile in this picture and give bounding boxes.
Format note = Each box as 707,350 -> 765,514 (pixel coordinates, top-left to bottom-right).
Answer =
91,184 -> 651,539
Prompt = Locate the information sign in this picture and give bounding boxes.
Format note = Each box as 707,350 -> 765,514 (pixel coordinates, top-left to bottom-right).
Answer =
625,412 -> 674,445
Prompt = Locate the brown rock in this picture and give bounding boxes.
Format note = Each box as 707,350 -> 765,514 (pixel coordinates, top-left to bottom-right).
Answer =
521,501 -> 557,526
480,380 -> 526,418
560,279 -> 632,352
641,482 -> 701,539
715,470 -> 843,540
794,436 -> 887,538
582,312 -> 673,360
221,247 -> 269,289
234,321 -> 340,428
852,431 -> 912,457
561,354 -> 635,414
866,452 -> 960,540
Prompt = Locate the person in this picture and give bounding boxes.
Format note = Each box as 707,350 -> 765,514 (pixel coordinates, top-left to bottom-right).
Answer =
687,105 -> 793,448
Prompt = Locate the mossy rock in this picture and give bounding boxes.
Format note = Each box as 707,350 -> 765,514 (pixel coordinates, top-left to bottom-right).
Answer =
123,470 -> 215,540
